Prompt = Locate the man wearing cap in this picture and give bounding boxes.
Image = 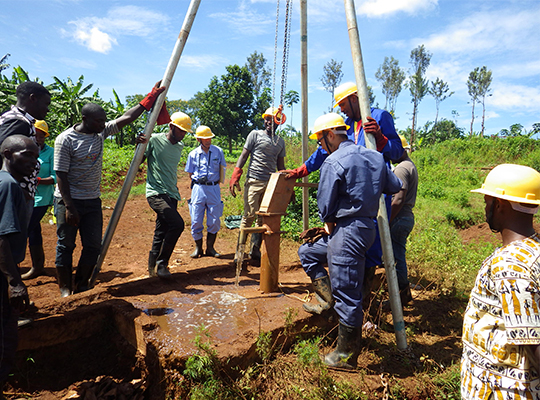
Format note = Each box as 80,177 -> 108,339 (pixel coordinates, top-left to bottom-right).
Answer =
185,125 -> 226,259
311,112 -> 402,369
22,120 -> 56,280
229,107 -> 286,262
389,135 -> 418,304
54,81 -> 166,296
144,111 -> 191,279
462,164 -> 540,399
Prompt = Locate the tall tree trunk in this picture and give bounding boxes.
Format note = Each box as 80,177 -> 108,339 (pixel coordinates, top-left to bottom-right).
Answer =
481,98 -> 486,137
410,101 -> 417,151
470,101 -> 476,136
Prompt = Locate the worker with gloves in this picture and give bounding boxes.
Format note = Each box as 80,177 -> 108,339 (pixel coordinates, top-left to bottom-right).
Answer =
144,111 -> 191,279
229,107 -> 286,263
185,125 -> 226,258
285,82 -> 403,314
310,112 -> 402,369
54,81 -> 166,296
462,164 -> 540,399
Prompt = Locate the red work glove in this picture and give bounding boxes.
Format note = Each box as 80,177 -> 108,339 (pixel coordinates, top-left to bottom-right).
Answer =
156,103 -> 170,125
364,117 -> 388,152
139,81 -> 167,111
280,164 -> 309,180
229,167 -> 243,197
299,227 -> 328,244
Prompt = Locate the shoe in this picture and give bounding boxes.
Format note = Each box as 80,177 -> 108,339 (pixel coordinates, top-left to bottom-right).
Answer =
324,322 -> 361,369
303,275 -> 334,315
205,233 -> 220,258
190,239 -> 204,258
156,262 -> 172,279
148,251 -> 158,277
21,245 -> 45,280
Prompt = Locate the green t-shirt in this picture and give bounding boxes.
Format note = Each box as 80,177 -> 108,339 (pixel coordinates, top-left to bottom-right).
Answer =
145,133 -> 184,201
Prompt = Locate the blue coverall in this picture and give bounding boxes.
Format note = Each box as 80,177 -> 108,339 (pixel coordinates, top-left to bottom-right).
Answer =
185,144 -> 226,241
299,108 -> 403,279
318,141 -> 402,327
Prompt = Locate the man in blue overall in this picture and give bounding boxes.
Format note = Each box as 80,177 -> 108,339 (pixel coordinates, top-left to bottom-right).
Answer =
283,82 -> 403,315
311,113 -> 402,369
185,125 -> 226,258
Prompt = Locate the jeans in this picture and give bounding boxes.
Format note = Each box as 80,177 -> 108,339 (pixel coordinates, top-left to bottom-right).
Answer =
27,205 -> 49,247
147,194 -> 185,265
390,215 -> 415,290
54,197 -> 102,287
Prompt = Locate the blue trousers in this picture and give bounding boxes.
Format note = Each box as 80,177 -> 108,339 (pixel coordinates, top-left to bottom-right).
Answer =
390,215 -> 415,290
188,184 -> 223,240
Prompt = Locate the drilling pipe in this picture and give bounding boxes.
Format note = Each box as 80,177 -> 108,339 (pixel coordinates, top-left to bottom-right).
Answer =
89,0 -> 202,288
343,0 -> 408,351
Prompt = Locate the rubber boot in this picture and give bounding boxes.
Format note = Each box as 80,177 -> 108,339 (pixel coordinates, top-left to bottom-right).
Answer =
190,239 -> 204,258
21,245 -> 45,280
303,276 -> 334,314
148,251 -> 158,277
324,322 -> 361,369
400,285 -> 413,305
74,264 -> 93,294
56,267 -> 72,298
156,241 -> 176,279
205,233 -> 220,258
250,232 -> 262,261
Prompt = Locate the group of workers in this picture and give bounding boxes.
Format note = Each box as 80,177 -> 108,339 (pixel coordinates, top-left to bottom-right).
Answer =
0,77 -> 538,399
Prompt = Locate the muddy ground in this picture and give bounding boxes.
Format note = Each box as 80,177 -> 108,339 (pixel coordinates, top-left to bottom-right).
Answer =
5,172 -> 504,399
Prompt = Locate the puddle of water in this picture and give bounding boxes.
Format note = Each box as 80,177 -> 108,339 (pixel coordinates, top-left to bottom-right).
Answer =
145,291 -> 249,342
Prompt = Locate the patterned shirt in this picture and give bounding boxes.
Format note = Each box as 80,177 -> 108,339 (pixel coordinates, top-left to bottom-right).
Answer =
461,233 -> 540,400
53,121 -> 119,200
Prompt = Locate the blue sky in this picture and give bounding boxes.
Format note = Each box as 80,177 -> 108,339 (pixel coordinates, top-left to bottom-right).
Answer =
1,0 -> 539,137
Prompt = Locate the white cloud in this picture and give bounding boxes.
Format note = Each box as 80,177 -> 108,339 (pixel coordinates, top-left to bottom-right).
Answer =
58,57 -> 97,70
357,0 -> 437,17
496,60 -> 540,79
489,83 -> 540,111
67,5 -> 169,53
181,55 -> 229,69
421,8 -> 540,55
210,0 -> 274,36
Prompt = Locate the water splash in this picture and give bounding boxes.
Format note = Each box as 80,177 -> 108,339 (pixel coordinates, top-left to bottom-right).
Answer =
235,243 -> 246,287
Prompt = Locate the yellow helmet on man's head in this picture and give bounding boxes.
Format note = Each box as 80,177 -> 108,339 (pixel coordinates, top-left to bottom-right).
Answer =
170,112 -> 193,133
262,107 -> 287,125
333,82 -> 358,108
34,120 -> 49,137
309,113 -> 350,140
399,134 -> 410,150
195,125 -> 215,139
471,164 -> 540,205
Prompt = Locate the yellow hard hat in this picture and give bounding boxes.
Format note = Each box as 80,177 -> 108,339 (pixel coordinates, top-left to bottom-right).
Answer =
262,107 -> 287,125
34,120 -> 49,137
170,111 -> 193,133
471,164 -> 540,205
195,125 -> 215,139
309,113 -> 350,140
334,82 -> 357,108
399,134 -> 410,149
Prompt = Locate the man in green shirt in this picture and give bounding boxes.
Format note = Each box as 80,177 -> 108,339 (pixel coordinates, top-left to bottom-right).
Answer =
145,111 -> 192,278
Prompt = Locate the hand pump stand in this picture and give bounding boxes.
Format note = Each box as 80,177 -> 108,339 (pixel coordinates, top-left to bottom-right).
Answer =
343,0 -> 408,351
89,0 -> 202,288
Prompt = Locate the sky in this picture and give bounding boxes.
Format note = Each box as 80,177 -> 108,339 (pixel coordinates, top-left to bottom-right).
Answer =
1,0 -> 539,138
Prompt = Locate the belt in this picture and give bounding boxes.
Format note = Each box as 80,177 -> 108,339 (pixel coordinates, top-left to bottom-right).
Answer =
192,180 -> 219,186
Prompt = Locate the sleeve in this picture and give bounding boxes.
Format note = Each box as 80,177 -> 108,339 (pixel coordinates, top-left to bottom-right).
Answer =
373,109 -> 403,162
219,148 -> 226,167
317,162 -> 341,223
493,249 -> 540,345
0,119 -> 33,144
392,164 -> 409,191
304,146 -> 329,173
244,131 -> 256,152
53,134 -> 71,173
383,165 -> 403,195
184,150 -> 196,173
103,120 -> 119,139
0,181 -> 24,236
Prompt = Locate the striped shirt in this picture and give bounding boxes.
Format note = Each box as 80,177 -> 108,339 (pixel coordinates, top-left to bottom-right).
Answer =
53,121 -> 119,200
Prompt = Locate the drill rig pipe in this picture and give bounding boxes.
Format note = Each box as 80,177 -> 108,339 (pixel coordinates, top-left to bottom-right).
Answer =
90,0 -> 202,288
343,0 -> 408,351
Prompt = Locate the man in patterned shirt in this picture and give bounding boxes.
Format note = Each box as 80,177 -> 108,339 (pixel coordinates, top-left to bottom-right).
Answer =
462,163 -> 540,399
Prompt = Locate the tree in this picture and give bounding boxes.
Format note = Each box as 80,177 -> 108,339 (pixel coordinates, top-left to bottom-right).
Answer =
429,78 -> 453,128
467,66 -> 492,137
283,89 -> 299,132
196,65 -> 255,154
407,45 -> 432,149
375,56 -> 405,115
415,119 -> 464,147
321,59 -> 343,111
52,75 -> 95,128
245,51 -> 271,99
0,53 -> 10,76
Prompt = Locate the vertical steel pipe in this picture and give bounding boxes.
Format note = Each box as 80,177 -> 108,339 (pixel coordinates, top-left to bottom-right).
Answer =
90,0 -> 202,288
300,0 -> 309,231
343,0 -> 408,350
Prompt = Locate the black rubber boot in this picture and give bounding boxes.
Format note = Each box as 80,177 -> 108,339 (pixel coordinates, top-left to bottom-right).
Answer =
74,264 -> 93,294
303,275 -> 334,314
400,285 -> 413,305
205,233 -> 220,258
156,241 -> 176,279
148,251 -> 158,277
21,245 -> 46,280
324,322 -> 361,369
56,267 -> 72,298
250,232 -> 262,261
190,239 -> 204,258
